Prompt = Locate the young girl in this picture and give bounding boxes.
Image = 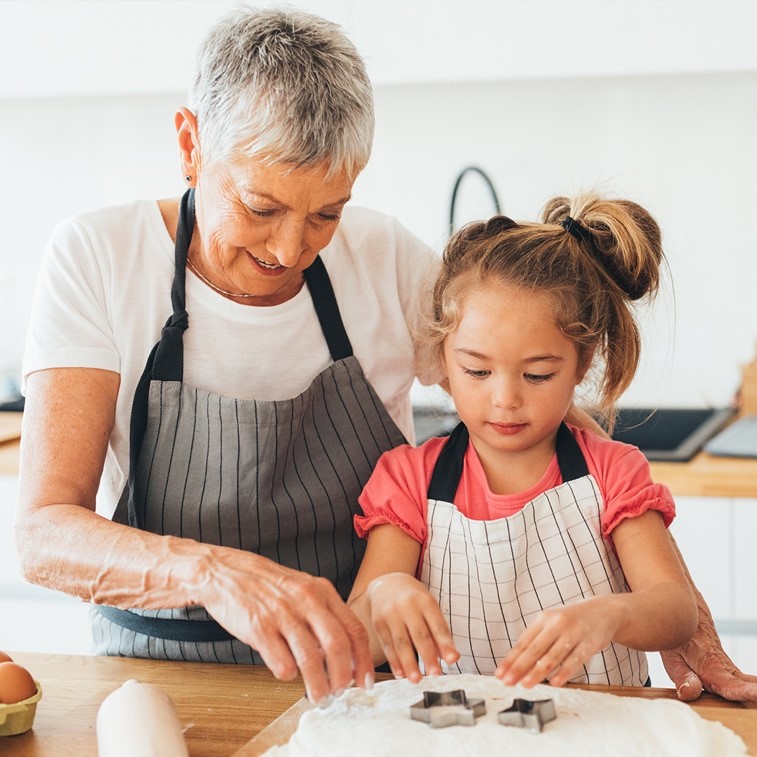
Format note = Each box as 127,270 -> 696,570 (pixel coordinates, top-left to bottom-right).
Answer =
348,193 -> 698,688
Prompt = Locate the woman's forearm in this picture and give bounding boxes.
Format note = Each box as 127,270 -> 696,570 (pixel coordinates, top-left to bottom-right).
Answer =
15,502 -> 217,609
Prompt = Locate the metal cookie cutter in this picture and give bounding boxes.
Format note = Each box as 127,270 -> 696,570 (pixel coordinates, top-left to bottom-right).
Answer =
497,698 -> 557,733
410,689 -> 487,728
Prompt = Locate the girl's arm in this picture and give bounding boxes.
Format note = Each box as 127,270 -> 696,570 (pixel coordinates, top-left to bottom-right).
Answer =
497,510 -> 698,687
348,523 -> 459,681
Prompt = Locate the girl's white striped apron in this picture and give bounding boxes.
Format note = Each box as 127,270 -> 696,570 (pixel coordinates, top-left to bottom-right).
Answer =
94,189 -> 406,662
420,422 -> 648,686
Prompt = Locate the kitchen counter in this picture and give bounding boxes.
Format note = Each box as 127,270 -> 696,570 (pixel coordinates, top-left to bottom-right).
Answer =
4,652 -> 305,757
0,411 -> 22,475
3,652 -> 756,756
649,451 -> 757,498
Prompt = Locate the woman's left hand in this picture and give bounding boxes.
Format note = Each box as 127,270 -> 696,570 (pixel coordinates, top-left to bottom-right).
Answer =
496,598 -> 619,688
661,603 -> 757,704
658,533 -> 757,704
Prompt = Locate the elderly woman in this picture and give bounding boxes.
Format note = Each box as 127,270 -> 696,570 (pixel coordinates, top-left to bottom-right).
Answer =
13,7 -> 757,706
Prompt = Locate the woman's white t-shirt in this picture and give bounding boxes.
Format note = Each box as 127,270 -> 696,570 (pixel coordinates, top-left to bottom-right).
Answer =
23,201 -> 440,517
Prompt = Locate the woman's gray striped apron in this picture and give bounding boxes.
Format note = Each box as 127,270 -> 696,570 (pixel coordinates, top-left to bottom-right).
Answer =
94,189 -> 406,662
421,422 -> 648,686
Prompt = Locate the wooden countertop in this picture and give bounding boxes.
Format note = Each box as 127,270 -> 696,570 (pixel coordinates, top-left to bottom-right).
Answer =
3,652 -> 305,757
650,452 -> 757,499
0,411 -> 22,476
2,653 -> 757,756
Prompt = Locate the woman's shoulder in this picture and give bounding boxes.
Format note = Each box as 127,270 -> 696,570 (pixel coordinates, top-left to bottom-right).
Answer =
332,206 -> 436,260
59,197 -> 162,226
51,198 -> 169,248
48,198 -> 174,266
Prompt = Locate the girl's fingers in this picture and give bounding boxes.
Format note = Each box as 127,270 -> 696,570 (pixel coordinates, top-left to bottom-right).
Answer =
406,623 -> 442,676
377,618 -> 423,682
520,637 -> 577,686
424,611 -> 459,666
547,641 -> 593,687
510,635 -> 587,688
373,619 -> 405,679
393,628 -> 424,682
498,628 -> 555,685
376,615 -> 457,682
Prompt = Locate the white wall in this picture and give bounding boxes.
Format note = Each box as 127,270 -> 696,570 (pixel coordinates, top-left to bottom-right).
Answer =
368,74 -> 757,408
1,0 -> 756,409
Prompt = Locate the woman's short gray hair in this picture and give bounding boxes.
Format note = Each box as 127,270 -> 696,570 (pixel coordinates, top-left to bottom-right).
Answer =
189,6 -> 374,178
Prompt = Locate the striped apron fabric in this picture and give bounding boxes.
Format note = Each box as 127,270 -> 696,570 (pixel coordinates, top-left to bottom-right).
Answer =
420,422 -> 648,686
93,189 -> 406,662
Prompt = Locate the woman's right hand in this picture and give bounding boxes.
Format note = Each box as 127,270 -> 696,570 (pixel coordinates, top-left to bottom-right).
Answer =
365,572 -> 459,682
197,545 -> 374,705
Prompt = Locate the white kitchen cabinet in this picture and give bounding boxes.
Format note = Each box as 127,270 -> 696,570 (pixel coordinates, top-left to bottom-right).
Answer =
0,475 -> 21,586
733,498 -> 757,622
668,495 -> 757,680
0,475 -> 90,654
670,496 -> 732,621
731,636 -> 757,681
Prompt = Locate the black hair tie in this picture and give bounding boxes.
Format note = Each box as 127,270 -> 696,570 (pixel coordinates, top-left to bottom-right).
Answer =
561,216 -> 646,300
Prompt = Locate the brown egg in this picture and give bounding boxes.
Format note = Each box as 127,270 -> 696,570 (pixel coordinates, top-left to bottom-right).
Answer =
0,662 -> 37,704
0,651 -> 13,663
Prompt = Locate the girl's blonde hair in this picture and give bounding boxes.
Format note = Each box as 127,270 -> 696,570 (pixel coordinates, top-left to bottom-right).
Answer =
424,192 -> 665,427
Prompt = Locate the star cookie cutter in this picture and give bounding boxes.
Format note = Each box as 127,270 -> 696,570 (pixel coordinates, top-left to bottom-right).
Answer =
410,689 -> 487,728
497,698 -> 557,733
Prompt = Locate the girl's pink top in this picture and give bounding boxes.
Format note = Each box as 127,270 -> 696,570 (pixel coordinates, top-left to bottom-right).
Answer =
355,424 -> 675,545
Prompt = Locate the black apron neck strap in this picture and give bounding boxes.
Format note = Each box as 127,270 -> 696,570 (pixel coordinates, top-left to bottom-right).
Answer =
426,421 -> 589,502
150,189 -> 194,381
555,423 -> 590,481
304,256 -> 353,361
170,188 -> 194,315
427,422 -> 469,501
127,190 -> 194,527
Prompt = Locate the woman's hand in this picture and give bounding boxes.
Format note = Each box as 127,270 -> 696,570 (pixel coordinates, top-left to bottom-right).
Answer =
198,545 -> 374,706
16,368 -> 373,707
661,532 -> 757,703
366,572 -> 459,682
661,594 -> 757,703
496,598 -> 620,687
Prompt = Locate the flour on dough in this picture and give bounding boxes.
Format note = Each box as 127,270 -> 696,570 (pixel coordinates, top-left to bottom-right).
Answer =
264,674 -> 747,757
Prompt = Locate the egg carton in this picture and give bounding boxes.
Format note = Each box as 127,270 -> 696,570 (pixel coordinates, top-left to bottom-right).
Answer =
0,681 -> 43,737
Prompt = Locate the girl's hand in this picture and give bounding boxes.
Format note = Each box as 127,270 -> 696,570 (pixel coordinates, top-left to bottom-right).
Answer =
496,598 -> 621,687
367,572 -> 459,682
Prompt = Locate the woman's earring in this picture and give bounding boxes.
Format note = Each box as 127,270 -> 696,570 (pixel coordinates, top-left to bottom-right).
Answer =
185,175 -> 192,183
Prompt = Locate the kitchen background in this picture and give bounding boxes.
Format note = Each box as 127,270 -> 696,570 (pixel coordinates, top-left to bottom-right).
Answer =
1,0 -> 756,685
